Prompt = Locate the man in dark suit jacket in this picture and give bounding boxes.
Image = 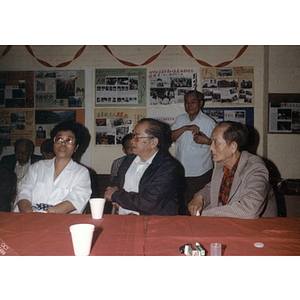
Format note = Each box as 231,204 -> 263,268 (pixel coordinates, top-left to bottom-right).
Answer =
104,118 -> 180,216
0,138 -> 42,178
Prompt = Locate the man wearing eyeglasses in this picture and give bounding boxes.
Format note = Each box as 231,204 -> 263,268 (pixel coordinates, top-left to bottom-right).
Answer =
0,139 -> 42,184
104,118 -> 180,215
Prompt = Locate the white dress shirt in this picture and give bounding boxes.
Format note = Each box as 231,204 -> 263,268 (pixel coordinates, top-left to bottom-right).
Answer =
118,151 -> 158,215
14,158 -> 31,185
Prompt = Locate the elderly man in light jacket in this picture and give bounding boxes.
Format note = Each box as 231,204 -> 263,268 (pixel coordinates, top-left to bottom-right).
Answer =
188,121 -> 277,219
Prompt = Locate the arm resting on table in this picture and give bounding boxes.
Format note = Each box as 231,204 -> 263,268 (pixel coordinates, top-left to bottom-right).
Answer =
18,199 -> 33,213
45,200 -> 76,214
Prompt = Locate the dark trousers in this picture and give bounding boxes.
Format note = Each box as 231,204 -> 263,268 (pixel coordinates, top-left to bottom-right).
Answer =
184,169 -> 213,215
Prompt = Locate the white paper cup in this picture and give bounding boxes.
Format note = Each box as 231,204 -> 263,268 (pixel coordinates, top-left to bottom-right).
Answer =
89,198 -> 106,219
210,243 -> 222,256
69,224 -> 95,256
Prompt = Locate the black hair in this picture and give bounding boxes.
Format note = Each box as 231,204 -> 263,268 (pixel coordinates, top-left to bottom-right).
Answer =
216,121 -> 249,152
40,139 -> 54,154
14,139 -> 35,153
50,121 -> 91,162
138,118 -> 172,152
121,133 -> 133,148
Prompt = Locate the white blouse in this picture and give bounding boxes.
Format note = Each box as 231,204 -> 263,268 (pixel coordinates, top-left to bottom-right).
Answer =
14,158 -> 92,213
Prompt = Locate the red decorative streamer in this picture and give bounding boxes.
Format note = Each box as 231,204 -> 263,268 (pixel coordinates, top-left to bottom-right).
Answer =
25,45 -> 87,68
0,46 -> 12,59
103,45 -> 167,67
1,45 -> 248,69
182,45 -> 249,67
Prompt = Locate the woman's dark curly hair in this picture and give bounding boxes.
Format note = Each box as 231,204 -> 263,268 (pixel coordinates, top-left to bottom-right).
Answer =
50,121 -> 91,161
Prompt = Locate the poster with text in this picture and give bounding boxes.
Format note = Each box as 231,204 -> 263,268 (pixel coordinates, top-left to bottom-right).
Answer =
94,108 -> 146,145
201,66 -> 254,104
95,69 -> 146,107
35,70 -> 85,108
148,68 -> 199,106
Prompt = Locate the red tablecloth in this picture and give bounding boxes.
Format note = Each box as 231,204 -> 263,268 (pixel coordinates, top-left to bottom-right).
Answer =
1,211 -> 300,256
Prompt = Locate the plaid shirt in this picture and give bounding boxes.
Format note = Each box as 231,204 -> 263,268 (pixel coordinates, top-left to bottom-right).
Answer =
218,155 -> 241,205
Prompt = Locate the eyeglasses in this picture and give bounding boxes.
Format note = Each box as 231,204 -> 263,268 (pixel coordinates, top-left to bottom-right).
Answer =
54,136 -> 76,146
131,132 -> 153,142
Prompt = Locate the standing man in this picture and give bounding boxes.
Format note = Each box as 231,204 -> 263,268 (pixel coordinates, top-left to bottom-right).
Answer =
0,138 -> 42,184
104,118 -> 180,215
171,90 -> 216,213
188,121 -> 277,218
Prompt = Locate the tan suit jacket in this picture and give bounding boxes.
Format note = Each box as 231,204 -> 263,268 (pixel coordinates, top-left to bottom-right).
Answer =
197,151 -> 277,219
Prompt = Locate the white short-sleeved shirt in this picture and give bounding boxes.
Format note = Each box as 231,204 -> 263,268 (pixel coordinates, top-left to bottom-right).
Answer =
14,158 -> 92,213
171,110 -> 216,177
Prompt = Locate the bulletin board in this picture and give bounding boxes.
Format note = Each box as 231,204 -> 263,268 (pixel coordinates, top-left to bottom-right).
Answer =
148,67 -> 199,106
201,66 -> 254,104
268,93 -> 300,134
0,71 -> 34,108
203,107 -> 254,126
35,70 -> 86,108
95,68 -> 147,107
0,70 -> 86,147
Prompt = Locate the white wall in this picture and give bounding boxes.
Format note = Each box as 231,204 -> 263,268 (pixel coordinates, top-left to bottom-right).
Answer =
268,45 -> 300,179
0,45 -> 299,178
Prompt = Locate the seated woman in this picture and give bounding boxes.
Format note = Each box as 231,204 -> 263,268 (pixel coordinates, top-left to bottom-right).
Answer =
13,121 -> 92,214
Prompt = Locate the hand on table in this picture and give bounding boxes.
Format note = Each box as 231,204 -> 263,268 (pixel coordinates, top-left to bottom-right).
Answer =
188,194 -> 204,216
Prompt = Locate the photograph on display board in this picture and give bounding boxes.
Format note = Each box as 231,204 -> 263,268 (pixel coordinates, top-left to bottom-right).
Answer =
95,69 -> 146,107
35,109 -> 85,146
268,93 -> 300,134
269,102 -> 300,133
35,70 -> 85,109
203,108 -> 254,126
0,71 -> 34,108
0,109 -> 34,146
148,68 -> 199,106
201,67 -> 254,104
94,108 -> 146,145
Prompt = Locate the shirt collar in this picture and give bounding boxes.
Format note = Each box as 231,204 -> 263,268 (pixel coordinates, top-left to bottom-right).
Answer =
134,150 -> 159,166
223,154 -> 241,175
15,157 -> 31,168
